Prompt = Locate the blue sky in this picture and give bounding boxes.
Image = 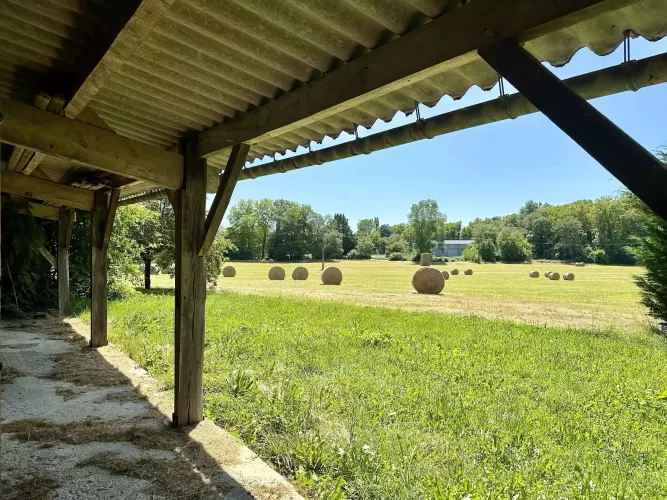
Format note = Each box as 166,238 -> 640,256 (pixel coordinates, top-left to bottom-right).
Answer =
222,37 -> 667,228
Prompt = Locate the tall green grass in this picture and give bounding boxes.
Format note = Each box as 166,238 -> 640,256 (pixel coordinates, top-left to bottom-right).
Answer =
96,291 -> 667,499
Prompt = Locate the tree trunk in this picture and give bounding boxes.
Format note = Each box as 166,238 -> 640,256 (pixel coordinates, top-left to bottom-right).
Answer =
143,256 -> 151,290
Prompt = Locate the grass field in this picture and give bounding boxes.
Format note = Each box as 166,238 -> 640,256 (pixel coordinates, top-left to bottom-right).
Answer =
83,261 -> 667,499
153,261 -> 648,332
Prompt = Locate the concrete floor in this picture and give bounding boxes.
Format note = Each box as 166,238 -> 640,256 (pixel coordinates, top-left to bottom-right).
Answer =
0,317 -> 301,500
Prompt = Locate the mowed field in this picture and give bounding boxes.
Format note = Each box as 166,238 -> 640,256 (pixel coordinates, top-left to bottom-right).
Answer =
153,260 -> 647,332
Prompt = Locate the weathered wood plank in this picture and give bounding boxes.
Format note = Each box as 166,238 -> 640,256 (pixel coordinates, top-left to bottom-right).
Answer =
102,189 -> 121,253
38,246 -> 57,268
198,0 -> 635,157
174,137 -> 207,426
479,39 -> 667,222
1,170 -> 95,211
2,98 -> 184,189
7,92 -> 51,173
199,143 -> 250,256
22,95 -> 67,176
91,191 -> 109,347
65,0 -> 177,118
7,201 -> 60,220
58,207 -> 74,316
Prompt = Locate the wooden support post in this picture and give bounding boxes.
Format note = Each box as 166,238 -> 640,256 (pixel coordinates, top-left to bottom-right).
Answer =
90,190 -> 118,347
173,137 -> 207,426
58,208 -> 74,316
479,40 -> 667,221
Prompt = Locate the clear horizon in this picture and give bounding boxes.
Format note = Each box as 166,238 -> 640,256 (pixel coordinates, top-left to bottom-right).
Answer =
217,37 -> 667,228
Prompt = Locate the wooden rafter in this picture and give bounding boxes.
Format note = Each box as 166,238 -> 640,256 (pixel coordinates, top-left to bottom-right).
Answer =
1,98 -> 184,189
198,0 -> 636,158
199,143 -> 250,256
1,171 -> 95,211
479,40 -> 667,221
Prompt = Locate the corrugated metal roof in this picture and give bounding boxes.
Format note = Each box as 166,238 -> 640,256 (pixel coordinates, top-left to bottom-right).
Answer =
2,0 -> 667,184
82,0 -> 667,171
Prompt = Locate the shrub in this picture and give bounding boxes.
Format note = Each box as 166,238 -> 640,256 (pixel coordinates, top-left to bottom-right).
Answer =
431,256 -> 449,264
346,249 -> 371,260
477,239 -> 497,262
497,228 -> 532,262
388,252 -> 407,261
462,244 -> 482,264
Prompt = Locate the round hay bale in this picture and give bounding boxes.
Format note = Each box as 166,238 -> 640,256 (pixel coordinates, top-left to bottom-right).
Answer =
261,258 -> 267,263
575,262 -> 586,267
441,270 -> 450,280
464,269 -> 473,276
544,271 -> 552,278
412,268 -> 445,295
419,253 -> 431,266
268,266 -> 285,280
222,266 -> 236,278
292,266 -> 309,280
528,270 -> 539,278
563,272 -> 575,281
548,272 -> 560,281
268,258 -> 275,263
451,269 -> 459,276
321,266 -> 343,285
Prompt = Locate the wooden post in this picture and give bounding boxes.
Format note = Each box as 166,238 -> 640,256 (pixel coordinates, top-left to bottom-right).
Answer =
90,190 -> 119,347
57,208 -> 74,315
173,137 -> 207,426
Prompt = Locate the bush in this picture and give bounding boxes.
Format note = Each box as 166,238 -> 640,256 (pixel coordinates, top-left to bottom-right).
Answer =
388,252 -> 407,261
462,244 -> 482,264
477,239 -> 497,262
346,249 -> 371,260
431,256 -> 449,264
497,228 -> 532,262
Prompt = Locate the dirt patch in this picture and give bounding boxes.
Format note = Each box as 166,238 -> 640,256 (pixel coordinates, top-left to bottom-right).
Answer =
2,417 -> 183,451
80,451 -> 230,499
1,365 -> 26,386
50,349 -> 129,387
0,342 -> 38,350
1,476 -> 60,500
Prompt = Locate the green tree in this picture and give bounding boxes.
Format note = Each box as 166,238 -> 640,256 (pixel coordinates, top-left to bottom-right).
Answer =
227,200 -> 263,259
357,218 -> 379,237
333,213 -> 355,255
497,227 -> 532,262
443,221 -> 462,239
271,200 -> 316,260
408,200 -> 446,253
529,216 -> 553,259
553,217 -> 587,262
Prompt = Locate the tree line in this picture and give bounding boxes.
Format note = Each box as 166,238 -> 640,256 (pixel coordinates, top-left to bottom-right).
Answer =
224,194 -> 647,265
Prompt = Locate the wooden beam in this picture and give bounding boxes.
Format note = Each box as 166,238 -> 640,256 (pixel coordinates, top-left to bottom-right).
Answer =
6,200 -> 60,220
65,209 -> 75,249
1,171 -> 95,211
102,189 -> 121,254
22,95 -> 67,176
58,207 -> 74,316
199,144 -> 250,256
38,246 -> 57,268
7,92 -> 51,172
479,40 -> 667,222
197,0 -> 636,157
64,0 -> 177,118
174,137 -> 207,426
1,98 -> 184,189
91,191 -> 114,347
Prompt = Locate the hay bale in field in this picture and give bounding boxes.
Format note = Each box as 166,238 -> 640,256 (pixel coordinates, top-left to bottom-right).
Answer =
451,269 -> 459,276
548,272 -> 560,281
464,269 -> 473,276
268,266 -> 285,280
268,258 -> 275,263
261,258 -> 267,263
563,272 -> 575,281
222,266 -> 236,278
544,271 -> 552,278
412,268 -> 445,295
529,271 -> 539,278
292,266 -> 309,280
321,266 -> 343,285
575,262 -> 586,267
419,253 -> 431,266
441,270 -> 450,280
